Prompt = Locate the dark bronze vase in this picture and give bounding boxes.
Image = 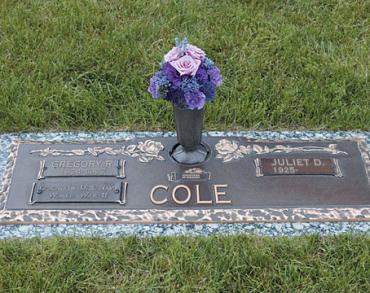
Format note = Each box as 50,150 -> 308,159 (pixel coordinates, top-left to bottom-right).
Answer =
171,105 -> 208,165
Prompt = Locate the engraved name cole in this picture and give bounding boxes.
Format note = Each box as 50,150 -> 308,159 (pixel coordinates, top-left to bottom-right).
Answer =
149,168 -> 231,206
149,184 -> 231,205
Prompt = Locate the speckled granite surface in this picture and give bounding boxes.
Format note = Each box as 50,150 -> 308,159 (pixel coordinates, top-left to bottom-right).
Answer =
0,131 -> 369,238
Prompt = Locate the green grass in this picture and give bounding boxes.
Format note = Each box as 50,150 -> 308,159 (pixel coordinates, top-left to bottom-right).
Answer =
0,1 -> 369,291
0,0 -> 369,132
0,235 -> 369,292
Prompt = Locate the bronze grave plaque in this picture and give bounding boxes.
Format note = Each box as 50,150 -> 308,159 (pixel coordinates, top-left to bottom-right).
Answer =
3,137 -> 370,212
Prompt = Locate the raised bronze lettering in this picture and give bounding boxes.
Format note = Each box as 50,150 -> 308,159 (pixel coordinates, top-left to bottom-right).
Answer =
256,157 -> 341,177
172,185 -> 191,205
150,185 -> 168,205
195,184 -> 212,204
214,184 -> 231,204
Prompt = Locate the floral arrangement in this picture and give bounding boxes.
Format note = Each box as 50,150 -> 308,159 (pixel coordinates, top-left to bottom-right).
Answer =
148,38 -> 222,110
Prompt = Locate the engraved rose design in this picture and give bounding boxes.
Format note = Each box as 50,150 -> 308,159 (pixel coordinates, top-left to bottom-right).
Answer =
137,140 -> 163,156
215,139 -> 252,162
215,139 -> 348,163
215,139 -> 239,155
30,140 -> 165,163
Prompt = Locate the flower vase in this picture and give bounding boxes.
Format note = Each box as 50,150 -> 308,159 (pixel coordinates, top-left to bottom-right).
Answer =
171,105 -> 208,164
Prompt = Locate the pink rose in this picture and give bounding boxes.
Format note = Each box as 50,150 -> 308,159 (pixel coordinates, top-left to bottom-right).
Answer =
185,44 -> 206,60
164,47 -> 182,62
170,55 -> 201,76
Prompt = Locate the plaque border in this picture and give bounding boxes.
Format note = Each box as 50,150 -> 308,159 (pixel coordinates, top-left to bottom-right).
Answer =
0,137 -> 369,225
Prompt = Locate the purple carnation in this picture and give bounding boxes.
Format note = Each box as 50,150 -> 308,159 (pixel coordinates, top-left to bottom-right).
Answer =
201,82 -> 216,102
162,62 -> 181,88
209,66 -> 222,87
184,90 -> 206,110
195,63 -> 208,84
148,74 -> 161,99
166,88 -> 186,108
148,71 -> 170,99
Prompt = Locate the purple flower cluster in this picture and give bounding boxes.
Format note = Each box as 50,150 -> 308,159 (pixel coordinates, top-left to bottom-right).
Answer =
148,39 -> 222,110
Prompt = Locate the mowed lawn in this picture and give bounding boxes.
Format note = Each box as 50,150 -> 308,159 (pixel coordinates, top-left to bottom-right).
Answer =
0,0 -> 369,131
0,0 -> 370,292
0,235 -> 369,292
